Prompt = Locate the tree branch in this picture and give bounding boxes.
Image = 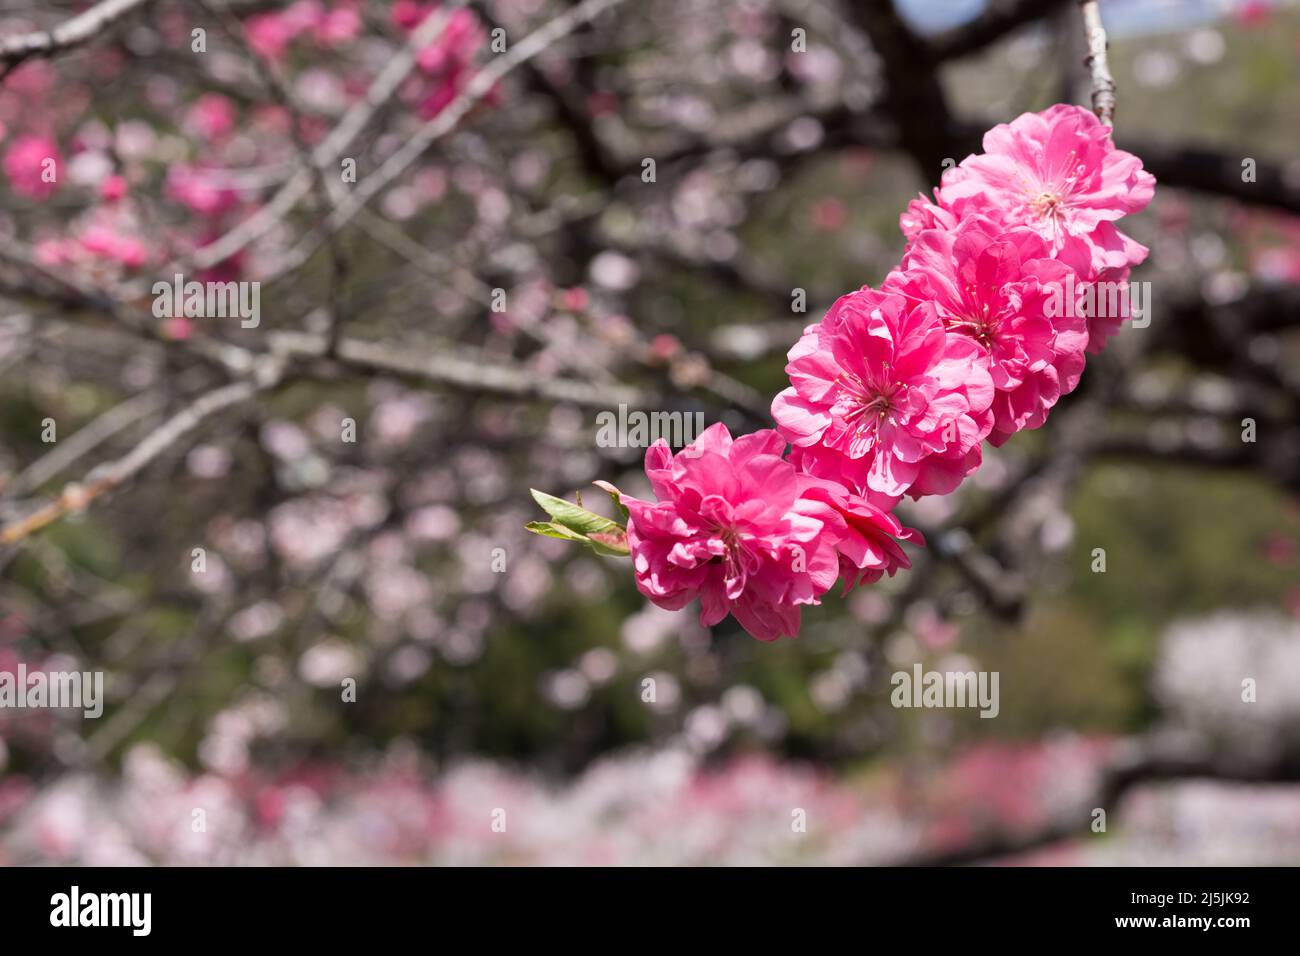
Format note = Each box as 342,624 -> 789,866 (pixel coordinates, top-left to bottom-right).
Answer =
0,373 -> 279,546
1077,0 -> 1116,126
172,1 -> 466,276
846,0 -> 956,180
269,330 -> 647,409
270,0 -> 630,281
927,0 -> 1071,61
0,0 -> 154,74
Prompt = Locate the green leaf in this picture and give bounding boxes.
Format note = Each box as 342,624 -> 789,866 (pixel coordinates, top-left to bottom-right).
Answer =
524,520 -> 589,542
530,489 -> 621,536
527,489 -> 630,558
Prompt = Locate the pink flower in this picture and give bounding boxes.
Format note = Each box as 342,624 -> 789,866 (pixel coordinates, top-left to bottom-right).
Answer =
810,196 -> 847,232
76,224 -> 149,269
412,9 -> 485,119
2,60 -> 53,99
166,165 -> 241,216
33,238 -> 72,267
772,287 -> 994,501
392,0 -> 433,30
315,7 -> 362,46
4,135 -> 61,200
284,0 -> 326,30
560,286 -> 590,312
185,94 -> 237,142
795,476 -> 922,591
406,7 -> 481,73
899,165 -> 1002,243
935,104 -> 1154,271
621,425 -> 847,641
900,190 -> 960,242
163,316 -> 194,340
648,333 -> 682,362
243,4 -> 325,59
1065,221 -> 1150,355
99,174 -> 128,202
245,13 -> 298,61
889,216 -> 1088,446
530,102 -> 1157,632
1078,263 -> 1135,355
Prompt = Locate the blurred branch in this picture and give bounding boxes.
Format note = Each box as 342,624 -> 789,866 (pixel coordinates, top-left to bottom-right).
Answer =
0,328 -> 646,547
195,0 -> 353,350
916,523 -> 1026,619
0,373 -> 279,546
270,330 -> 647,408
170,2 -> 467,277
270,0 -> 631,282
3,391 -> 167,499
0,0 -> 154,76
633,54 -> 1299,213
927,0 -> 1070,61
1094,432 -> 1263,471
81,600 -> 239,765
1140,146 -> 1300,214
845,0 -> 955,180
505,24 -> 625,185
0,239 -> 127,321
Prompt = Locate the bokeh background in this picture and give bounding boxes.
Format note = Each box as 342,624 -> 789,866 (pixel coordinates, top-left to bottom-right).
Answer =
0,0 -> 1298,864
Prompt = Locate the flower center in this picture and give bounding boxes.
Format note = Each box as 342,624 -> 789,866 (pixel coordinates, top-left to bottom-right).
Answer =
945,295 -> 999,351
708,526 -> 747,582
1028,190 -> 1064,221
716,526 -> 741,550
835,367 -> 903,452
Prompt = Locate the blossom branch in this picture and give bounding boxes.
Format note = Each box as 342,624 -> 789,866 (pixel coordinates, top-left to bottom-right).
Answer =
268,0 -> 630,281
174,1 -> 466,276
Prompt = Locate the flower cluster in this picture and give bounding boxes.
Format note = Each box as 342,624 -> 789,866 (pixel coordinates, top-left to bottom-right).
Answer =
619,425 -> 916,641
540,105 -> 1155,642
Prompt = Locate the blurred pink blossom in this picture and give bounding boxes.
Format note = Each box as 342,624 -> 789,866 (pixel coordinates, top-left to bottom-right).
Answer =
4,134 -> 61,199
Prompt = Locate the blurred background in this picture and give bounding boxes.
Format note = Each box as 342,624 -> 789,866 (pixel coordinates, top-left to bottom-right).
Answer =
0,0 -> 1298,865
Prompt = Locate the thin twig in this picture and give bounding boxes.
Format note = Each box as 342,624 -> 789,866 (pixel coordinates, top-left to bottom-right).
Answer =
0,374 -> 278,546
174,2 -> 464,275
196,0 -> 353,351
269,330 -> 646,409
4,391 -> 167,498
267,0 -> 629,281
1078,0 -> 1116,126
